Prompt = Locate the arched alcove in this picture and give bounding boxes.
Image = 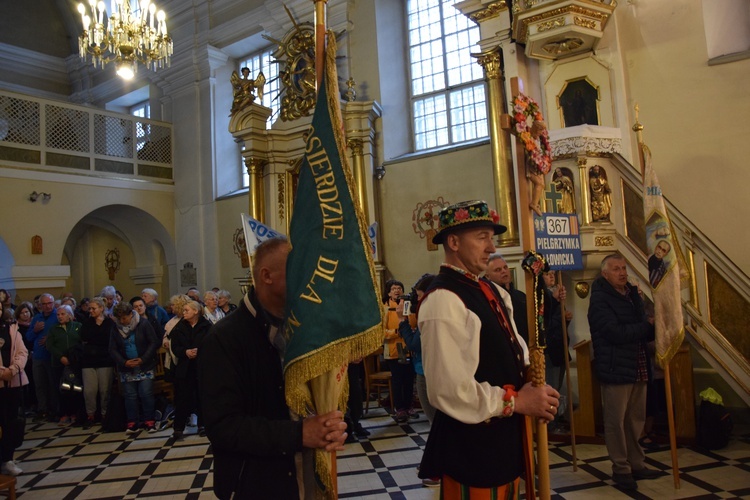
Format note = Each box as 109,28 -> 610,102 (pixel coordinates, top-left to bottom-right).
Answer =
63,204 -> 177,300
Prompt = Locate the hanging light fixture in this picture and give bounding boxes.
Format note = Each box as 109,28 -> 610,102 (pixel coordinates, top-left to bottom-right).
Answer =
77,0 -> 172,80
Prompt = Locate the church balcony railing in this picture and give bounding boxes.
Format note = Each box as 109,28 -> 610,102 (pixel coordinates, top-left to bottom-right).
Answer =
0,89 -> 173,183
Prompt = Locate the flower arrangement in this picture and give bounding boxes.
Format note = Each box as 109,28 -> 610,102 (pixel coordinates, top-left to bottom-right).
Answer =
513,93 -> 552,175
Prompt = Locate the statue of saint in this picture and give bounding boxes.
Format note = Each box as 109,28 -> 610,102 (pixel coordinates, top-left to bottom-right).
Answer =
589,165 -> 612,222
230,67 -> 266,115
552,167 -> 576,214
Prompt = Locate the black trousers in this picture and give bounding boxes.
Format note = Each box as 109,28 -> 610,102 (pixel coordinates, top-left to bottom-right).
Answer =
0,387 -> 22,462
385,359 -> 415,411
174,373 -> 200,432
347,363 -> 364,425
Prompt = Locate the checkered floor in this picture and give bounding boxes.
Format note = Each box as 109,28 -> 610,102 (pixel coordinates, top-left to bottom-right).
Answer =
9,407 -> 750,499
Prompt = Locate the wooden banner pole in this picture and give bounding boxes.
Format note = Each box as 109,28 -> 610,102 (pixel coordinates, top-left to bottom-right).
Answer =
557,271 -> 577,471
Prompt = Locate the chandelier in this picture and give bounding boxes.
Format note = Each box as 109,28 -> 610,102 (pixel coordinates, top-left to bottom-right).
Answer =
76,0 -> 173,80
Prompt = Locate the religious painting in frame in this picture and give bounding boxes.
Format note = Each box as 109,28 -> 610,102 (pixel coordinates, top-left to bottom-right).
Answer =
557,77 -> 601,128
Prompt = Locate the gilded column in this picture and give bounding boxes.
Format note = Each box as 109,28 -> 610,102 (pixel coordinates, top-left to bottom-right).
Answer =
577,156 -> 591,226
245,157 -> 267,223
347,138 -> 369,218
475,48 -> 519,247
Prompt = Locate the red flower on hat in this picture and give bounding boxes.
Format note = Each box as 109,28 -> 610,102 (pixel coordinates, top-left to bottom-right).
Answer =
490,209 -> 500,224
454,208 -> 470,221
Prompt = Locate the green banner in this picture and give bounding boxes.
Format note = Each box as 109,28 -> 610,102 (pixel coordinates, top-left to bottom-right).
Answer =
283,49 -> 382,416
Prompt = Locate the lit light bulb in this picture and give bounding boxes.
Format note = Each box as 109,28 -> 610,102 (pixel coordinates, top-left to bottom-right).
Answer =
116,60 -> 135,79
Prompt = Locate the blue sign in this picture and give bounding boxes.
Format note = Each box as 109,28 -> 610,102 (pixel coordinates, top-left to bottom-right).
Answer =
533,213 -> 583,270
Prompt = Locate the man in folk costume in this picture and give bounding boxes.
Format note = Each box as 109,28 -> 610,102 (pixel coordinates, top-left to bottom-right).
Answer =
418,200 -> 560,498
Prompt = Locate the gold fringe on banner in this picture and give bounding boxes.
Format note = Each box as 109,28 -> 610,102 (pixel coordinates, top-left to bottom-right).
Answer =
282,31 -> 384,500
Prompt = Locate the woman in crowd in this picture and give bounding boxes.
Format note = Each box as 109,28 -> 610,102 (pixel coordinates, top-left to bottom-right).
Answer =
202,291 -> 224,325
0,307 -> 28,476
163,294 -> 191,348
169,300 -> 211,439
14,302 -> 36,413
79,297 -> 115,428
0,289 -> 15,314
109,302 -> 159,433
397,274 -> 436,424
382,279 -> 416,423
46,305 -> 83,426
74,298 -> 90,324
216,290 -> 236,315
397,273 -> 439,487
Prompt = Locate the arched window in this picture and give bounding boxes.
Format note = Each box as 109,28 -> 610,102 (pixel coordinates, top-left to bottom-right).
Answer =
407,0 -> 488,151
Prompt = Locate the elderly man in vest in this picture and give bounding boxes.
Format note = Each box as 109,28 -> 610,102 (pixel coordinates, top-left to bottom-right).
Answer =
418,200 -> 560,498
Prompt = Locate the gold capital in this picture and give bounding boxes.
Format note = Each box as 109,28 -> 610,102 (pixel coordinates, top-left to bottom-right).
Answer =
474,50 -> 503,81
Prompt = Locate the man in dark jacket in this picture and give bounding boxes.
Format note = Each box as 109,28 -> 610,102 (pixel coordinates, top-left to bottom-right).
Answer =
485,253 -> 529,343
198,237 -> 348,499
588,254 -> 660,490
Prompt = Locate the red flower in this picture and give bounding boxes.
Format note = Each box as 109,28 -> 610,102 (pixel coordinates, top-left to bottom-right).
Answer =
490,209 -> 500,224
454,208 -> 470,221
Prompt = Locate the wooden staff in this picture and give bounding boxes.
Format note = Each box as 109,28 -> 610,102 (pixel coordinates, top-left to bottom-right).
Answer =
557,271 -> 578,471
314,0 -> 328,87
509,76 -> 550,500
633,104 -> 680,489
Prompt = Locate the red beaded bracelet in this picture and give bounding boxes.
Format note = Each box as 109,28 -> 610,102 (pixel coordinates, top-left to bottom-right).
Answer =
501,384 -> 517,417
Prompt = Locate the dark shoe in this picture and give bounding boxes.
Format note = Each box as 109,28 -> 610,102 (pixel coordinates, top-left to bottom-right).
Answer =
612,473 -> 637,490
198,427 -> 206,437
638,434 -> 660,450
125,422 -> 139,435
144,420 -> 157,433
345,432 -> 357,444
407,408 -> 419,419
83,416 -> 95,430
632,467 -> 661,480
394,410 -> 409,423
354,423 -> 370,437
173,430 -> 184,441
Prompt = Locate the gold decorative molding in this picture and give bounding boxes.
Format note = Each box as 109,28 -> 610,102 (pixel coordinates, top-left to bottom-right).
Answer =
594,235 -> 614,246
574,16 -> 597,29
473,50 -> 503,80
284,158 -> 303,235
277,175 -> 285,221
538,17 -> 566,32
244,156 -> 268,175
542,37 -> 584,55
265,22 -> 316,121
469,1 -> 508,23
516,4 -> 612,42
347,138 -> 364,155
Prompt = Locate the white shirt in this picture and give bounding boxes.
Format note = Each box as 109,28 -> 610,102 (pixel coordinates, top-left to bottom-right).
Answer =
418,282 -> 529,425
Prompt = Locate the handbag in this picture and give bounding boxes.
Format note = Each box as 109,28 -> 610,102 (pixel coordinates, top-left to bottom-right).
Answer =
60,365 -> 83,392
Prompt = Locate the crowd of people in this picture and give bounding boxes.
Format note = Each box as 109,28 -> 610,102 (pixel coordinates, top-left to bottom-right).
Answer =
0,285 -> 237,477
0,199 -> 666,497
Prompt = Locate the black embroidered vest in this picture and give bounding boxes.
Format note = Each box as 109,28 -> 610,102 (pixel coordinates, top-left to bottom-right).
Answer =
419,266 -> 525,487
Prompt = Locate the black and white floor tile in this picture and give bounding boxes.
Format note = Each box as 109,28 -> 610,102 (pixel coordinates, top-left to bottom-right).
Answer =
10,407 -> 750,499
